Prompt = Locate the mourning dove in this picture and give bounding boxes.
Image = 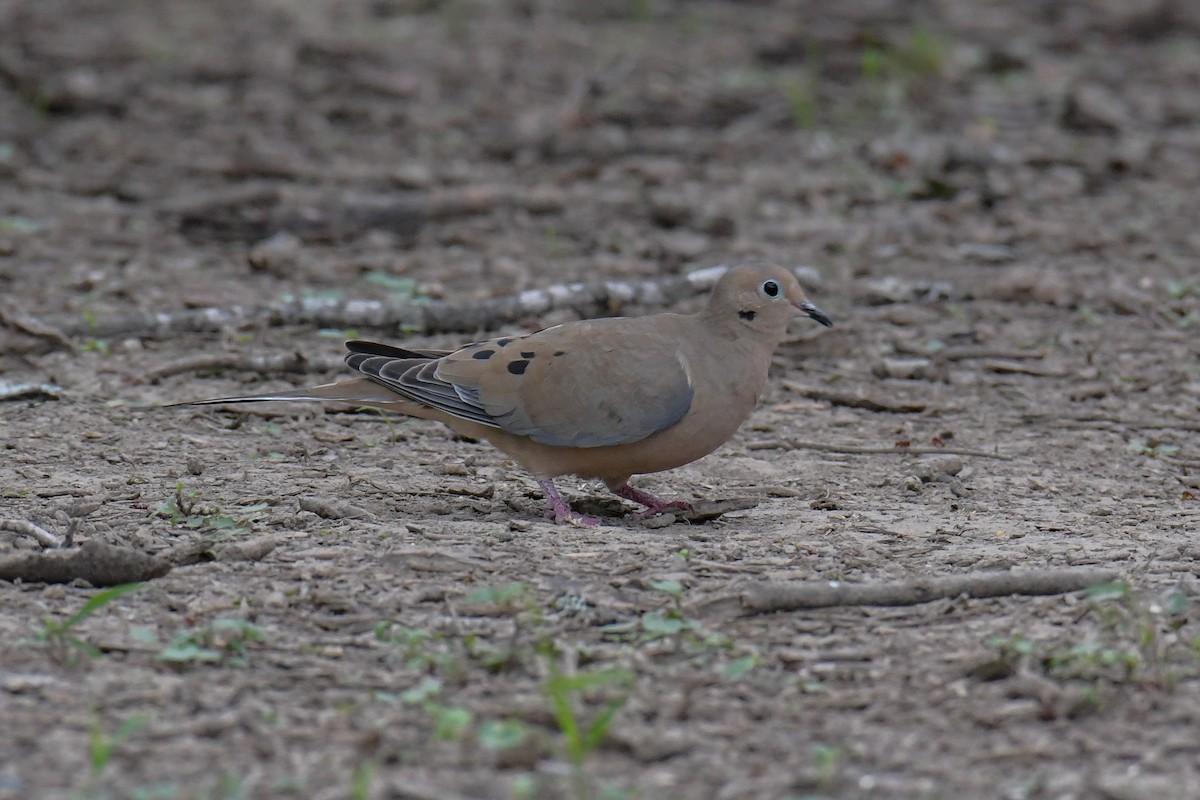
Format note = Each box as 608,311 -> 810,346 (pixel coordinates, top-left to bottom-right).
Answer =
180,263 -> 832,525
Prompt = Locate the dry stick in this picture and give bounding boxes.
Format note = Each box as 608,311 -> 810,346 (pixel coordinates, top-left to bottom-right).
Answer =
783,383 -> 927,413
162,183 -> 567,244
892,343 -> 1048,362
741,567 -> 1118,614
1025,412 -> 1200,433
0,519 -> 62,549
798,439 -> 1011,460
748,438 -> 1013,460
0,540 -> 170,585
144,352 -> 345,382
45,265 -> 737,340
0,301 -> 73,350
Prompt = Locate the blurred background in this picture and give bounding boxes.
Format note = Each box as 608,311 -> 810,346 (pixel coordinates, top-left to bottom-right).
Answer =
3,3 -> 1200,799
3,0 -> 1198,334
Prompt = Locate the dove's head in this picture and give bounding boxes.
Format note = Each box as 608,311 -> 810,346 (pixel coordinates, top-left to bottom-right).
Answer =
706,263 -> 832,339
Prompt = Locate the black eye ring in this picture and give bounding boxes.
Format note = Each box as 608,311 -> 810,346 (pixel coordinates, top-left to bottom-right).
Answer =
761,280 -> 780,298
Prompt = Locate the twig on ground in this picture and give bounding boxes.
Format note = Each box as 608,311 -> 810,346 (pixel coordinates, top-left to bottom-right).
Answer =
747,438 -> 1012,460
0,519 -> 62,549
166,535 -> 279,567
1024,413 -> 1200,433
0,540 -> 170,585
783,383 -> 927,413
0,300 -> 74,351
983,360 -> 1070,377
43,265 -> 740,339
893,343 -> 1048,362
144,352 -> 344,382
739,567 -> 1118,614
160,183 -> 567,244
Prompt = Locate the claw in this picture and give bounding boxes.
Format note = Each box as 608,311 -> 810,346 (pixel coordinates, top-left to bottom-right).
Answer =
615,484 -> 693,519
538,479 -> 600,526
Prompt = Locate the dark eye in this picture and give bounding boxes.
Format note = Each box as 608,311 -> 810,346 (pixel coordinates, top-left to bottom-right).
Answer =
760,280 -> 780,298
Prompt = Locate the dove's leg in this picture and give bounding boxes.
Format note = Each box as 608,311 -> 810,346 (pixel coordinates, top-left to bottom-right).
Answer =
537,479 -> 599,527
614,484 -> 693,520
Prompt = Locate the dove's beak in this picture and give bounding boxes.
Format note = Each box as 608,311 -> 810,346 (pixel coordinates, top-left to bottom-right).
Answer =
796,301 -> 832,328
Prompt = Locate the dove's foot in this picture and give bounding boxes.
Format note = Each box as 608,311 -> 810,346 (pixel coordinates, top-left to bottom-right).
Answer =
538,479 -> 600,526
614,484 -> 694,520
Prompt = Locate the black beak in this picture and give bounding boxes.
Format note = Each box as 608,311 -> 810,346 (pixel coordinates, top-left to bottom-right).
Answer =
799,301 -> 833,328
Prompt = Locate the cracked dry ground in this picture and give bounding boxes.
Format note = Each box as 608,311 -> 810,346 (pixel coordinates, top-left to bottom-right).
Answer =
2,1 -> 1200,799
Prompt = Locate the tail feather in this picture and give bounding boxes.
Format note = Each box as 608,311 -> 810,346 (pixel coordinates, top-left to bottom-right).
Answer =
345,340 -> 450,360
168,378 -> 405,408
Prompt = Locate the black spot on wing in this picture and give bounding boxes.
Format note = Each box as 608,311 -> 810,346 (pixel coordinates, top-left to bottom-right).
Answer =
507,360 -> 530,375
496,337 -> 513,347
520,351 -> 535,358
471,349 -> 495,360
553,350 -> 566,357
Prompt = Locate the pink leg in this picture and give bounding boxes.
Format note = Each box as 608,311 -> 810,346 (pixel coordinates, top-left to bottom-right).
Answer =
614,484 -> 693,520
538,479 -> 599,527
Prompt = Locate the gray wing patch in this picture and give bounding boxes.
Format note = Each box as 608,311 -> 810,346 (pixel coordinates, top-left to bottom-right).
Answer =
486,348 -> 695,448
501,382 -> 694,448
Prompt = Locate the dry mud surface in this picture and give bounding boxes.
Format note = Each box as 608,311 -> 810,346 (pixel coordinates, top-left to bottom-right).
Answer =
2,1 -> 1200,798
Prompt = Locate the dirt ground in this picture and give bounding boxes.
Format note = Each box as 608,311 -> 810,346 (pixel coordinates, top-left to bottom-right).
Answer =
2,1 -> 1200,798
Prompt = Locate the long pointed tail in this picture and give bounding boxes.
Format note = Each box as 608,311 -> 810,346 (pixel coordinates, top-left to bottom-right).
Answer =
167,378 -> 407,409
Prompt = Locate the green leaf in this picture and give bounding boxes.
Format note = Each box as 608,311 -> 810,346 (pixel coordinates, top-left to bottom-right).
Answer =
465,582 -> 529,606
431,705 -> 472,740
363,272 -> 418,295
1164,590 -> 1190,617
478,719 -> 528,750
158,641 -> 222,663
648,579 -> 684,599
400,677 -> 441,705
1085,580 -> 1131,603
639,611 -> 691,638
722,655 -> 759,680
63,583 -> 145,632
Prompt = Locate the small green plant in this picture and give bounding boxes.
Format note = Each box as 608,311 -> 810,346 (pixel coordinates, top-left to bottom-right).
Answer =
362,271 -> 430,302
478,719 -> 529,751
158,617 -> 264,667
30,583 -> 144,665
350,761 -> 373,800
152,482 -> 267,534
777,38 -> 824,130
601,580 -> 731,655
541,226 -> 572,258
988,581 -> 1195,689
0,215 -> 40,234
721,653 -> 760,681
400,677 -> 473,740
1126,438 -> 1180,458
810,744 -> 842,794
648,579 -> 684,606
1166,279 -> 1196,300
781,74 -> 818,129
81,711 -> 150,796
318,327 -> 360,339
540,643 -> 633,798
857,25 -> 948,119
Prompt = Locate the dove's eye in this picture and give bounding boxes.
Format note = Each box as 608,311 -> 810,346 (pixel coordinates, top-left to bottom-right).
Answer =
759,280 -> 780,298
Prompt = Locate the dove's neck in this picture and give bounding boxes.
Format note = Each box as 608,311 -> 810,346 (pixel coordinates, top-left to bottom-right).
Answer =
696,306 -> 788,351
688,309 -> 781,376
